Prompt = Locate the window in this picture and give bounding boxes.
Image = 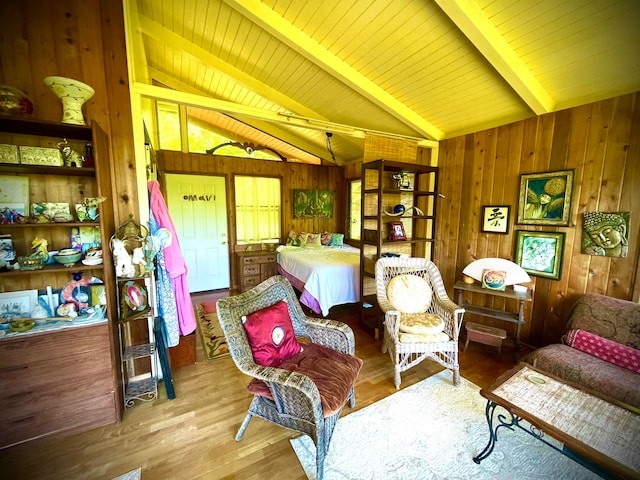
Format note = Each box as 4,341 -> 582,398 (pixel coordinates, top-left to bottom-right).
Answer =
235,176 -> 281,244
156,101 -> 181,151
348,179 -> 361,240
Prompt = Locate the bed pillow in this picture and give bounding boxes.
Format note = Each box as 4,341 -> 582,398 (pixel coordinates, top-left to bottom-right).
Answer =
242,300 -> 302,367
305,233 -> 322,248
286,230 -> 306,247
321,232 -> 344,246
328,233 -> 344,246
564,329 -> 640,374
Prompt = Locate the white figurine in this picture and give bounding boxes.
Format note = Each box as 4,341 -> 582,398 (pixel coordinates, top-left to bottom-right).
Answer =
111,238 -> 135,278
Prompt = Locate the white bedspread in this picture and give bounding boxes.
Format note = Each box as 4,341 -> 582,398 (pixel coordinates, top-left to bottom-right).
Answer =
277,245 -> 360,316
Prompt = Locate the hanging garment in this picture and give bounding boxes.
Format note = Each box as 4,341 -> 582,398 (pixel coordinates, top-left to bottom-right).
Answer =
149,213 -> 180,347
148,180 -> 196,336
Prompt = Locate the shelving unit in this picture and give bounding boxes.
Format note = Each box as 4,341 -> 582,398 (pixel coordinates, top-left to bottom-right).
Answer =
359,159 -> 439,337
0,116 -> 120,449
117,272 -> 158,407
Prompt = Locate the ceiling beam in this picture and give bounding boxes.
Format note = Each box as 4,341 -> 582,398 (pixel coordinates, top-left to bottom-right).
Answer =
222,0 -> 444,141
132,82 -> 438,148
147,69 -> 333,162
435,0 -> 555,115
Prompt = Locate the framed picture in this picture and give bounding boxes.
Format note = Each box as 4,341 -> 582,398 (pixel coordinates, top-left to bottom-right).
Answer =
389,221 -> 406,241
481,205 -> 510,234
293,189 -> 334,219
515,231 -> 565,280
517,170 -> 574,226
481,269 -> 507,291
0,290 -> 38,317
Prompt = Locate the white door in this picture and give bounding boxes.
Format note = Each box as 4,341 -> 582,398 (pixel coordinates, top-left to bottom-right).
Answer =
165,174 -> 230,292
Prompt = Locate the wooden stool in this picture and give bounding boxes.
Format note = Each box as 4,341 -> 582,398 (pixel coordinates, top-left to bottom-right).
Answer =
464,322 -> 507,355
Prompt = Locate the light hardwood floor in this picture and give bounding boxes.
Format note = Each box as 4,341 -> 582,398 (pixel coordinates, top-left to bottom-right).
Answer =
0,291 -> 523,480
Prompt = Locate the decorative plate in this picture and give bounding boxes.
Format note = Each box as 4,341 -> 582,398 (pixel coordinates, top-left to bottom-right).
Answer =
123,281 -> 147,311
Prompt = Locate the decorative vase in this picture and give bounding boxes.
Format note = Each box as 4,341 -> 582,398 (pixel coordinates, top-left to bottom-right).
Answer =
0,85 -> 34,116
43,76 -> 94,125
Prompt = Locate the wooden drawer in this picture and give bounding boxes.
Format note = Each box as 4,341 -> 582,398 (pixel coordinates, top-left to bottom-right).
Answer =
0,348 -> 113,398
242,275 -> 262,289
242,264 -> 261,276
241,253 -> 276,265
0,323 -> 110,366
1,392 -> 117,449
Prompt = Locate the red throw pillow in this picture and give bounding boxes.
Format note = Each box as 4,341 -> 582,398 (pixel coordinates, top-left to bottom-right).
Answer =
564,329 -> 640,374
242,300 -> 302,367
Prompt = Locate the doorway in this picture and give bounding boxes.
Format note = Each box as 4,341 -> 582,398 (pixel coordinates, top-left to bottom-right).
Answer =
165,173 -> 230,292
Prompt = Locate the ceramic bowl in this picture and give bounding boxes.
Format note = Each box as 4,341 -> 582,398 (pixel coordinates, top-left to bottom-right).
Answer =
53,251 -> 82,267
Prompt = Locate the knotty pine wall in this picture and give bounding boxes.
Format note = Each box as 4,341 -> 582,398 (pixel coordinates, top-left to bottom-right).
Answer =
0,0 -> 139,227
434,93 -> 640,347
158,150 -> 345,290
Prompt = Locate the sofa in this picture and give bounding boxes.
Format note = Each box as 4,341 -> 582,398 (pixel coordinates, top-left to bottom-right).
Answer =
522,293 -> 640,410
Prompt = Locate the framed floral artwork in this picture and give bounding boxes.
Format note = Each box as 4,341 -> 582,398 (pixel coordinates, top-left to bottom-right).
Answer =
517,170 -> 574,226
515,231 -> 565,280
481,205 -> 510,234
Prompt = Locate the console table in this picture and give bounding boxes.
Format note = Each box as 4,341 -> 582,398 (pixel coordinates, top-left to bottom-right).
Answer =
453,280 -> 531,349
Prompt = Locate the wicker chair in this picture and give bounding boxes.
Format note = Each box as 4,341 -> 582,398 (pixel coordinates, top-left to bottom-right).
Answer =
375,257 -> 465,388
216,275 -> 361,480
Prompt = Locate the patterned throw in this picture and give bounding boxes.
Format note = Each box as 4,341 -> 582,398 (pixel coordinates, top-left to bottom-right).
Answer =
565,329 -> 640,373
195,303 -> 229,361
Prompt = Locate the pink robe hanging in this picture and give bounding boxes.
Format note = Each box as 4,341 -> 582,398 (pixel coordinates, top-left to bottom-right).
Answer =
148,181 -> 196,336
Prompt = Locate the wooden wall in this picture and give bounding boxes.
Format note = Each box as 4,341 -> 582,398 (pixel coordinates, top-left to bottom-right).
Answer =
434,93 -> 640,347
158,150 -> 345,290
0,0 -> 138,227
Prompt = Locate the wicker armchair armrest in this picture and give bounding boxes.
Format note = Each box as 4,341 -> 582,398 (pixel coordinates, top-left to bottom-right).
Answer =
384,310 -> 402,337
303,316 -> 356,355
430,295 -> 464,339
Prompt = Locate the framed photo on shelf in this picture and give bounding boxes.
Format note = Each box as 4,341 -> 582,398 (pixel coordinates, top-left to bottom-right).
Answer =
0,289 -> 38,317
389,221 -> 406,241
517,170 -> 574,226
481,205 -> 510,234
515,230 -> 565,280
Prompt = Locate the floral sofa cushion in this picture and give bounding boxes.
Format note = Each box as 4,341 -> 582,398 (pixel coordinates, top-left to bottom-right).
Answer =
523,343 -> 640,409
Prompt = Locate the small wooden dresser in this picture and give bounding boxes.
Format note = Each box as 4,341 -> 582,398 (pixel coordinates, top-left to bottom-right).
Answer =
236,250 -> 278,292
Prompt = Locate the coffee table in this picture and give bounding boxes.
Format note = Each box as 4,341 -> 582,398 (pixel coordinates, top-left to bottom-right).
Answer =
474,363 -> 640,479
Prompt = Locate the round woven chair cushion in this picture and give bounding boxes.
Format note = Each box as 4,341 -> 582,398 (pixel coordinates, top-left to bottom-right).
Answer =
399,313 -> 445,335
387,274 -> 432,314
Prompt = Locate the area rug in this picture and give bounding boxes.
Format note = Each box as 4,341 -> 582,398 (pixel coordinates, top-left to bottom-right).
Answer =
195,303 -> 229,361
291,371 -> 599,479
110,467 -> 141,480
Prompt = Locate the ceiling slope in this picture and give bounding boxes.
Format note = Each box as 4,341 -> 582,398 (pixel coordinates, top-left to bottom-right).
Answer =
128,0 -> 640,165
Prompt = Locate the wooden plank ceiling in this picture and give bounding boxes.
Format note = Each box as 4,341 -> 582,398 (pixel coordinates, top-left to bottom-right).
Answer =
127,0 -> 640,165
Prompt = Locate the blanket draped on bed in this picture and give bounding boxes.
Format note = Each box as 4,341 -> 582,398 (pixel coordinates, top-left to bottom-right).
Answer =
276,245 -> 360,316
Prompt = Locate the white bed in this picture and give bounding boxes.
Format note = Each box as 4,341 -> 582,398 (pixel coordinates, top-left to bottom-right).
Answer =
276,245 -> 360,316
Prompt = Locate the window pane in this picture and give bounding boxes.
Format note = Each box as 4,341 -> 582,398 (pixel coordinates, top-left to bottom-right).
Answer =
157,101 -> 181,151
349,179 -> 361,240
235,176 -> 281,243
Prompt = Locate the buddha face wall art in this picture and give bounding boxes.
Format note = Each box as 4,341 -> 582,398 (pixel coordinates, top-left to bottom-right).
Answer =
582,211 -> 630,258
